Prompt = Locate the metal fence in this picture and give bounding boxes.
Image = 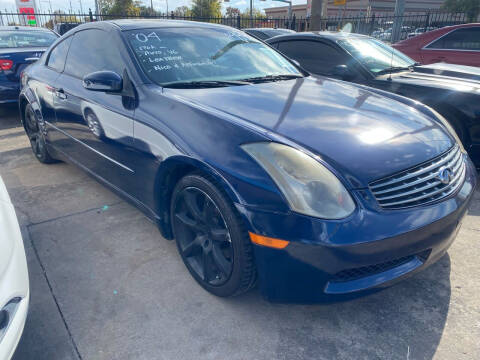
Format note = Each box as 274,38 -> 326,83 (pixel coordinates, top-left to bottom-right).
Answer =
0,10 -> 470,43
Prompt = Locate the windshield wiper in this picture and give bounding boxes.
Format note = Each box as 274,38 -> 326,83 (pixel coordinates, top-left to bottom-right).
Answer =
375,66 -> 413,76
162,80 -> 250,88
239,74 -> 304,83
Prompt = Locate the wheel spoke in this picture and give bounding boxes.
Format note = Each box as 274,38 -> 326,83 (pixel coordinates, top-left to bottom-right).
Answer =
175,211 -> 199,230
202,250 -> 214,282
210,228 -> 229,243
203,198 -> 215,220
183,190 -> 203,221
182,236 -> 202,258
212,244 -> 232,277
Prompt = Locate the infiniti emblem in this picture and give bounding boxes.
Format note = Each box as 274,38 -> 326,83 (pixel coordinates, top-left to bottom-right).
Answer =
437,167 -> 453,185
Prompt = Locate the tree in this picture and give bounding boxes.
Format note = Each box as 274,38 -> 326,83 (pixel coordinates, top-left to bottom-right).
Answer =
191,0 -> 222,18
225,6 -> 241,18
442,0 -> 480,21
107,0 -> 141,16
174,6 -> 192,17
97,0 -> 115,14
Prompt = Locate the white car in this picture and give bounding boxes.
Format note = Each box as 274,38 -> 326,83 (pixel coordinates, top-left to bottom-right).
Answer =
0,176 -> 29,359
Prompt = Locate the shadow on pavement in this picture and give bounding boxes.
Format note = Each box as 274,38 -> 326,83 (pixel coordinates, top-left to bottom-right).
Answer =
0,104 -> 21,130
227,254 -> 451,360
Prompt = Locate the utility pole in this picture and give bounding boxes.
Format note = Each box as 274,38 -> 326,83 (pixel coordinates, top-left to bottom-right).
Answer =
392,0 -> 405,43
310,0 -> 325,31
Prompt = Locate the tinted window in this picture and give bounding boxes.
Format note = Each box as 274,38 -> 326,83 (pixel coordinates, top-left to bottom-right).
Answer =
0,30 -> 57,48
338,37 -> 415,74
47,36 -> 72,73
427,27 -> 480,50
262,29 -> 295,38
277,40 -> 348,75
126,27 -> 301,86
64,29 -> 123,79
245,30 -> 268,40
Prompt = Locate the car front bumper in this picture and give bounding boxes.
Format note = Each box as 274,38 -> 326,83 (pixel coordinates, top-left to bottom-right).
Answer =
237,157 -> 477,302
0,197 -> 29,359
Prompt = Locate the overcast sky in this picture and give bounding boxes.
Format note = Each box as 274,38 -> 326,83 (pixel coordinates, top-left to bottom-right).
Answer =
0,0 -> 305,14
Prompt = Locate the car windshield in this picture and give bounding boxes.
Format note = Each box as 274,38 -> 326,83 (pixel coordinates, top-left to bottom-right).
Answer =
0,30 -> 57,48
126,26 -> 302,86
338,37 -> 416,74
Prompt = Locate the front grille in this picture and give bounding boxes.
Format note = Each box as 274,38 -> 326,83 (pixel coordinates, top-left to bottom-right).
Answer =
332,255 -> 415,282
369,145 -> 465,209
331,250 -> 431,283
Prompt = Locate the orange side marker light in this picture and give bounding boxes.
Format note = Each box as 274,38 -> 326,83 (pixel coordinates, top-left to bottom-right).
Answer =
249,232 -> 289,249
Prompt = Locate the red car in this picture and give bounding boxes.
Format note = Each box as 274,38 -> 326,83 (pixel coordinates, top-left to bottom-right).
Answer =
393,23 -> 480,67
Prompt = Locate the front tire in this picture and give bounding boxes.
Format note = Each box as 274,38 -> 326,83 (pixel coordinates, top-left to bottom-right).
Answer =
24,104 -> 57,164
171,173 -> 256,297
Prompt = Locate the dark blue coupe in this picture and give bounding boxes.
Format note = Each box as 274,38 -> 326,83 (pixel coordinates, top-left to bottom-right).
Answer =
0,26 -> 57,104
19,20 -> 477,302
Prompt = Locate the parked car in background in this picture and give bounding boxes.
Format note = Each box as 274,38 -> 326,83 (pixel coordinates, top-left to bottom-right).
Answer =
243,27 -> 295,40
393,23 -> 480,67
53,22 -> 80,35
0,26 -> 58,104
0,175 -> 29,359
19,20 -> 476,302
267,32 -> 480,166
407,27 -> 437,39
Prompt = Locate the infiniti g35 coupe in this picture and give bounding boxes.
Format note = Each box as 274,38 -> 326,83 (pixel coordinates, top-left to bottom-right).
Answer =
19,20 -> 476,302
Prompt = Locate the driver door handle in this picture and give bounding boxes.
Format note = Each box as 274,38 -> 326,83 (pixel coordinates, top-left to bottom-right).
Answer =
55,88 -> 67,100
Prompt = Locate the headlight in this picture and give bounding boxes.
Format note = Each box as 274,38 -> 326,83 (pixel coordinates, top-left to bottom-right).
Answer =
427,107 -> 465,153
241,142 -> 355,219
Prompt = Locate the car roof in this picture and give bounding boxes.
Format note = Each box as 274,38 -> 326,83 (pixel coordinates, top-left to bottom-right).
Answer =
244,28 -> 294,32
106,19 -> 232,31
0,25 -> 53,32
266,31 -> 369,42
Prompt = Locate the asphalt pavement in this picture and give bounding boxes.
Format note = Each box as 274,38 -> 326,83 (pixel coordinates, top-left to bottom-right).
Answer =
1,104 -> 479,360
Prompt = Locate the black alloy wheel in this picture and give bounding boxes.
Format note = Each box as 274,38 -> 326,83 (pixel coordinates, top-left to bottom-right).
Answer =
171,173 -> 256,297
24,104 -> 56,163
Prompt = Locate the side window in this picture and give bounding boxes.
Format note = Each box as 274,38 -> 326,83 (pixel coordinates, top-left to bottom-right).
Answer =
277,40 -> 348,75
427,27 -> 480,51
64,29 -> 124,79
47,36 -> 72,72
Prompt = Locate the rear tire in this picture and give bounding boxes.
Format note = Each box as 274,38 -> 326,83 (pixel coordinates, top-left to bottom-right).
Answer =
24,104 -> 57,164
171,172 -> 256,297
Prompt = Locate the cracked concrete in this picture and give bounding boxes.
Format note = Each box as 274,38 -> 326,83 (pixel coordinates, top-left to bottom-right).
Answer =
1,105 -> 479,360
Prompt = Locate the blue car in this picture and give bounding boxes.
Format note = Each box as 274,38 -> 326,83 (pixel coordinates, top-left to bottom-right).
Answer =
0,26 -> 57,104
19,20 -> 476,302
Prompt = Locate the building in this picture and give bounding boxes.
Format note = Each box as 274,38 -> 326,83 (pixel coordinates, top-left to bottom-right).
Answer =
264,0 -> 447,19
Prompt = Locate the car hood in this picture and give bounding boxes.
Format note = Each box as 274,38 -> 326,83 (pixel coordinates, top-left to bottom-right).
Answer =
413,63 -> 480,82
388,67 -> 480,92
166,77 -> 454,188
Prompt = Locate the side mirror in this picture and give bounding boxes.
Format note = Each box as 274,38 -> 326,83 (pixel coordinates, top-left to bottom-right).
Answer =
332,65 -> 355,81
83,71 -> 123,92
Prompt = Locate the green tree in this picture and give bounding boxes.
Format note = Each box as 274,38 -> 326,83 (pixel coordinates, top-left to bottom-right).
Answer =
107,0 -> 141,16
442,0 -> 480,22
191,0 -> 222,18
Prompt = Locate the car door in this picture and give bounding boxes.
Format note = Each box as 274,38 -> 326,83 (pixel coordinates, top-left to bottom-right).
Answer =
421,27 -> 480,67
26,36 -> 72,128
50,28 -> 136,191
276,40 -> 351,77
